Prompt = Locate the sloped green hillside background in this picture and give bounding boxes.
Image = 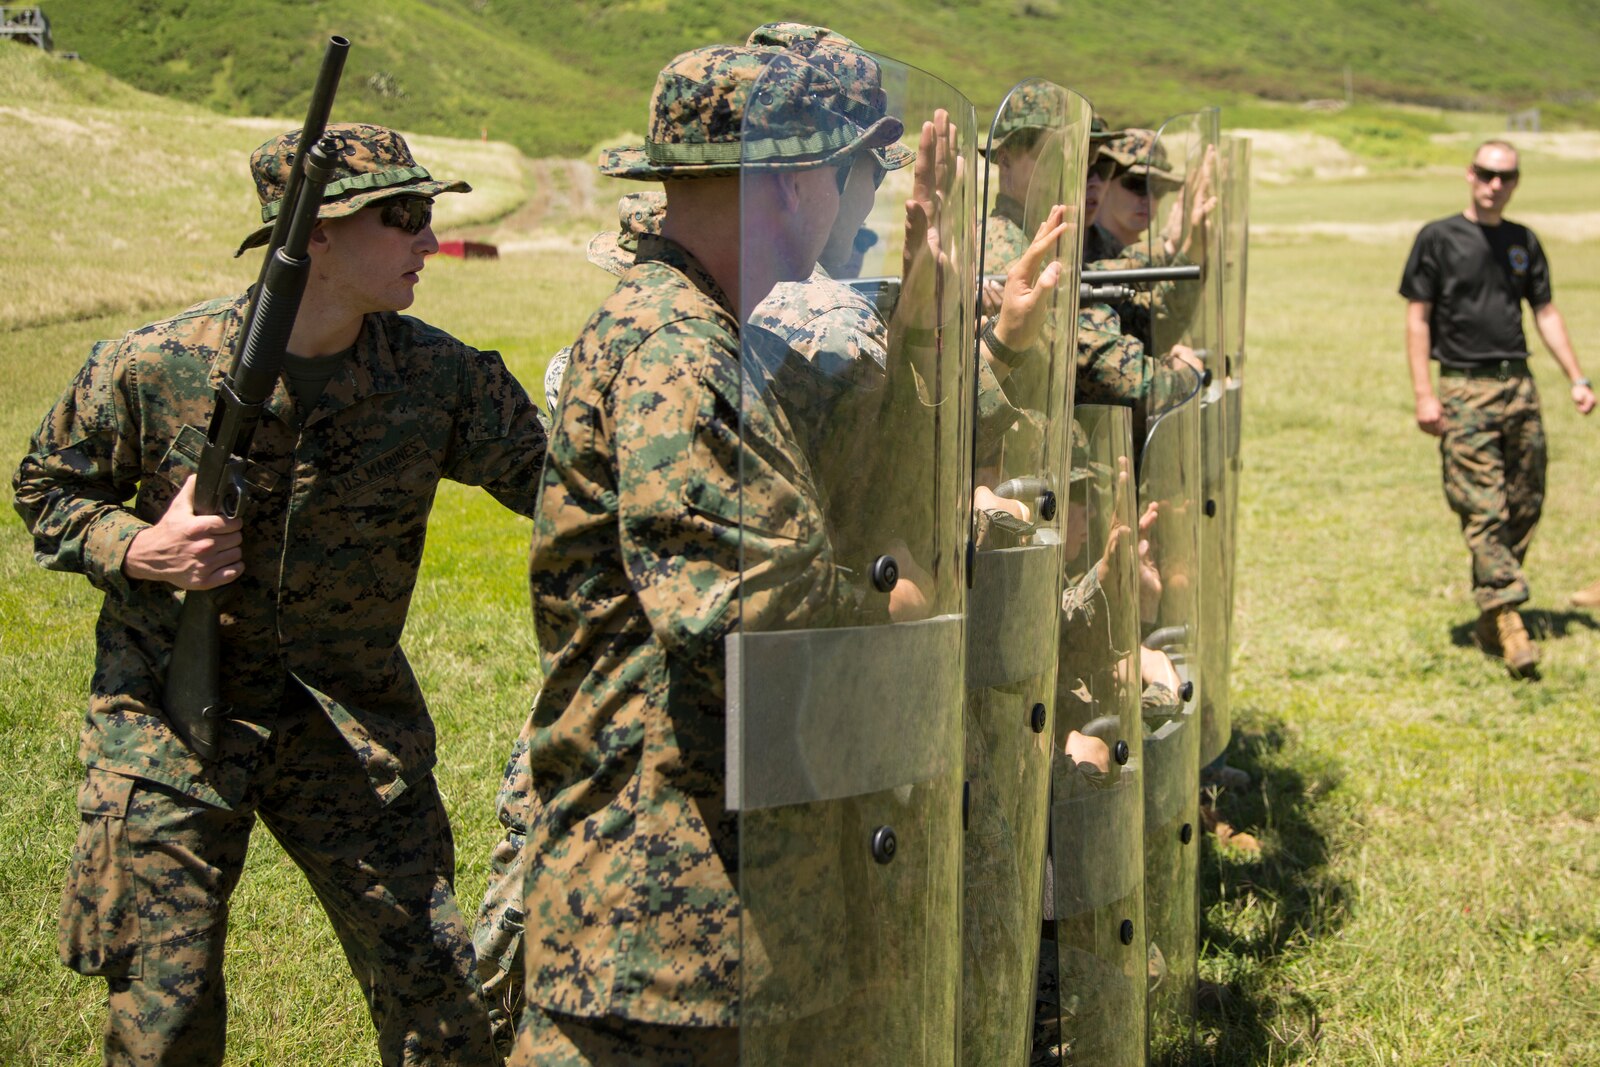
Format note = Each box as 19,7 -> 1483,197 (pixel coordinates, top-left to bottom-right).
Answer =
49,0 -> 1600,157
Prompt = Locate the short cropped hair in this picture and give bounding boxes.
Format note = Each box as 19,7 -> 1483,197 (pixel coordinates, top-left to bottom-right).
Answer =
1472,139 -> 1518,164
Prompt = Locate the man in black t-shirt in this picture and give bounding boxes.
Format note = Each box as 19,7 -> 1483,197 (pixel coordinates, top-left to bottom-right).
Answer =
1400,139 -> 1595,674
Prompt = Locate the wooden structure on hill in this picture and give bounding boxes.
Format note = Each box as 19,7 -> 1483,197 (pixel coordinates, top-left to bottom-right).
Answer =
1,6 -> 51,51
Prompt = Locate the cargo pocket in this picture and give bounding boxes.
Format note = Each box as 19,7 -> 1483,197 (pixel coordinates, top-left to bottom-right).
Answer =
58,769 -> 141,977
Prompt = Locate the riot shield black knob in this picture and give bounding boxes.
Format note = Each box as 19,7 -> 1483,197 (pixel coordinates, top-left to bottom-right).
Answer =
1038,490 -> 1057,522
870,554 -> 899,592
1202,369 -> 1214,387
1030,703 -> 1047,733
1180,823 -> 1194,845
1205,499 -> 1217,518
1180,681 -> 1194,703
870,825 -> 898,865
1114,740 -> 1130,765
1119,919 -> 1136,945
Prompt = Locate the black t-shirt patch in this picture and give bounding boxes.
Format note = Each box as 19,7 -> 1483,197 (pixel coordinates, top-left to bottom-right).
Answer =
1398,213 -> 1552,367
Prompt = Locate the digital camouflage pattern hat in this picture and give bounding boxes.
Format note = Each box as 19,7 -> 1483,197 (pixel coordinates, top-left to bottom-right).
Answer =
981,80 -> 1070,157
586,191 -> 666,276
1097,127 -> 1181,188
599,44 -> 903,181
745,23 -> 914,172
236,123 -> 470,256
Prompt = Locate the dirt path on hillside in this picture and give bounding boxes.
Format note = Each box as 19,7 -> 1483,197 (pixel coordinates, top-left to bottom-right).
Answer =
457,157 -> 610,253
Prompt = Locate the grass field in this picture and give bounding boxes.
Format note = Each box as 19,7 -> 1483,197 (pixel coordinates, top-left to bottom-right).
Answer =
3,48 -> 1599,1066
46,0 -> 1600,157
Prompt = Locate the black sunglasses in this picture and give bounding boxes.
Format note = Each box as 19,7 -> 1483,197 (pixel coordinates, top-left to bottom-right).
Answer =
1471,164 -> 1519,184
378,196 -> 434,234
1118,174 -> 1151,197
1088,157 -> 1118,181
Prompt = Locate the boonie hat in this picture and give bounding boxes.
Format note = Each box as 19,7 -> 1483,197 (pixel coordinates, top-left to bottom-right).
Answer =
745,23 -> 914,172
981,81 -> 1072,158
235,123 -> 470,257
586,191 -> 666,276
1098,127 -> 1181,188
599,44 -> 903,181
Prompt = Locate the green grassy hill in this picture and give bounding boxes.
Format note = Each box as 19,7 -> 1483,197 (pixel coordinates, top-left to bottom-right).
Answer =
46,0 -> 1600,158
0,45 -> 528,333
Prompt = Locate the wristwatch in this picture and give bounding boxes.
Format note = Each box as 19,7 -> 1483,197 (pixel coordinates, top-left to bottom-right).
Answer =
1575,377 -> 1592,389
982,319 -> 1026,364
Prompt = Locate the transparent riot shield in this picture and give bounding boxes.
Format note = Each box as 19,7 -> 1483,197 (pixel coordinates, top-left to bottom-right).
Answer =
1137,363 -> 1204,1062
1220,136 -> 1252,637
1146,110 -> 1228,779
1048,404 -> 1146,1067
732,49 -> 978,1066
1139,112 -> 1209,1049
959,78 -> 1088,1067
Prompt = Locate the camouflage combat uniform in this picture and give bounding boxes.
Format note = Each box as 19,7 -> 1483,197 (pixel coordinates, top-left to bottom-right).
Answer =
513,230 -> 836,1043
984,192 -> 1031,272
474,189 -> 673,1050
13,125 -> 544,1067
510,42 -> 900,1063
990,188 -> 1152,409
1089,128 -> 1204,350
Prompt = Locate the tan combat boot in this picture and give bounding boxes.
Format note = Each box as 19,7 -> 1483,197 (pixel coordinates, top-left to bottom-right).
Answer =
1570,579 -> 1600,609
1476,605 -> 1540,676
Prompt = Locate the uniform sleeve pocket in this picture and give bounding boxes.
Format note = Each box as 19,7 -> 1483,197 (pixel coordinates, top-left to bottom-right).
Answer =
58,770 -> 142,977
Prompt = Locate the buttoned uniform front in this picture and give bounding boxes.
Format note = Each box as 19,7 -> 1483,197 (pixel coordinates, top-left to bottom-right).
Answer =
14,290 -> 546,1064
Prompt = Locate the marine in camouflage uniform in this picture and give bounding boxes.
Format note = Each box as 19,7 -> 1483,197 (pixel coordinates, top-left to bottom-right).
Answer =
984,112 -> 1155,414
1088,127 -> 1205,350
475,26 -> 929,1022
473,189 -> 667,1052
12,124 -> 546,1065
509,44 -> 902,1065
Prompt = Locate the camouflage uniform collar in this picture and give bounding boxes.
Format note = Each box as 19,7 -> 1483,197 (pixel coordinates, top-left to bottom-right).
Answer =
991,192 -> 1027,229
632,234 -> 736,319
1083,222 -> 1125,262
208,291 -> 407,428
312,315 -> 408,425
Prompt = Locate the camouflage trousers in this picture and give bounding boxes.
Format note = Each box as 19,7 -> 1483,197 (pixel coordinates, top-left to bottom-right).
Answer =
58,688 -> 493,1066
1438,374 -> 1547,611
511,1006 -> 737,1066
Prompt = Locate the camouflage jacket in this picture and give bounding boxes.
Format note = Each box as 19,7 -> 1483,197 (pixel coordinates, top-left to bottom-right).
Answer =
980,193 -> 1076,466
753,264 -> 980,610
1084,224 -> 1201,351
522,235 -> 838,1026
984,194 -> 1029,276
983,194 -> 1148,417
1077,301 -> 1149,406
12,292 -> 546,809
